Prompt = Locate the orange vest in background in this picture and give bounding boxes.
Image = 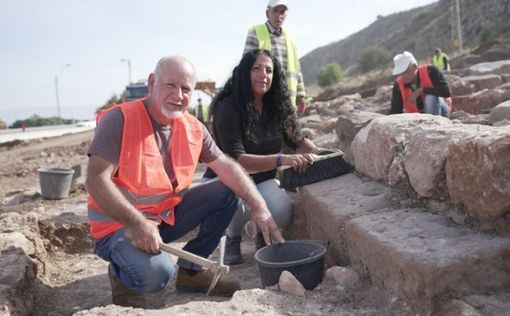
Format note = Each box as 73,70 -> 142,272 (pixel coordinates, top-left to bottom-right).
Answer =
88,100 -> 203,239
396,65 -> 452,113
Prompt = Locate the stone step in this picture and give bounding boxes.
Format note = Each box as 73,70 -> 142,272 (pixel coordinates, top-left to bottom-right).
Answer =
345,209 -> 510,304
298,172 -> 399,265
462,293 -> 510,316
297,173 -> 510,312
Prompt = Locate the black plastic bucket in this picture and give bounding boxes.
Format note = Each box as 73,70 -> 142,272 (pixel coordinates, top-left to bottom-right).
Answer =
254,240 -> 327,290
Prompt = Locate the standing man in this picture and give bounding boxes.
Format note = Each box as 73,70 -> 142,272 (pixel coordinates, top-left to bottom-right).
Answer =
390,51 -> 452,117
86,56 -> 284,308
243,0 -> 307,114
193,97 -> 207,125
432,47 -> 450,72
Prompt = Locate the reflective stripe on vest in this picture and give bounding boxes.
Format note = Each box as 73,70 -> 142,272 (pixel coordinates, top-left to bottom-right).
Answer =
432,53 -> 450,71
88,100 -> 203,239
396,65 -> 452,113
251,24 -> 299,106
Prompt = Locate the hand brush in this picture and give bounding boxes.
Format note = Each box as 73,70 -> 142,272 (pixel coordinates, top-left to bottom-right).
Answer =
278,150 -> 353,189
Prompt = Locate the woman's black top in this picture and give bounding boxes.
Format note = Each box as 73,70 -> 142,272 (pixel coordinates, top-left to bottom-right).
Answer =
203,96 -> 298,184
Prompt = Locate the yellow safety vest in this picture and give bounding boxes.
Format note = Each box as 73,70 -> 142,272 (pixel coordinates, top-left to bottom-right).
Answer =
193,103 -> 209,123
250,24 -> 300,106
432,53 -> 450,71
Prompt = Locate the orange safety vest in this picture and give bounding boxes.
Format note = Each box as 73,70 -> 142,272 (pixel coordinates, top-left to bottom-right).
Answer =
88,100 -> 203,239
396,65 -> 452,113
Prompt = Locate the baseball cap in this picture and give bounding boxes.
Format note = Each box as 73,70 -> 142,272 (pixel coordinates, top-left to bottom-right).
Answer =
392,51 -> 417,76
267,0 -> 288,8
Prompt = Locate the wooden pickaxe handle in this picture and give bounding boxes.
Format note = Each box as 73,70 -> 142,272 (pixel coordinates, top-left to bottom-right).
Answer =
159,242 -> 217,271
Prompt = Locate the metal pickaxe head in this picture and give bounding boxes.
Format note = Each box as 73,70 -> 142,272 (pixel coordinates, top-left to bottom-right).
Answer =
206,235 -> 229,295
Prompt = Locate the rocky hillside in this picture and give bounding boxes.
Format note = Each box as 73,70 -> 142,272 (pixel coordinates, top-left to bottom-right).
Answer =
301,0 -> 510,85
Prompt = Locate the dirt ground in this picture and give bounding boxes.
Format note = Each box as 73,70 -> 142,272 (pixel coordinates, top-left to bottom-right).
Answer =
0,131 -> 411,316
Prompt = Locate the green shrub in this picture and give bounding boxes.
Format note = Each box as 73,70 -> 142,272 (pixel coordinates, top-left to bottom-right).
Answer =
9,115 -> 75,129
358,47 -> 391,73
317,63 -> 344,88
479,29 -> 495,44
96,94 -> 122,114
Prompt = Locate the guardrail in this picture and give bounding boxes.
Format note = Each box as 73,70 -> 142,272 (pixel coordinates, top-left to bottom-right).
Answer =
0,121 -> 96,144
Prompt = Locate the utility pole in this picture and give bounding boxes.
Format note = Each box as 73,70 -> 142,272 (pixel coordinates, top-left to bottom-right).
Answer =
121,58 -> 132,84
54,63 -> 71,121
454,0 -> 463,53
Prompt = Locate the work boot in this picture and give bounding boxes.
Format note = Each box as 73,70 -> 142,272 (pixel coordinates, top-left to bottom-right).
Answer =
224,235 -> 243,265
255,233 -> 267,250
175,267 -> 240,297
108,264 -> 146,308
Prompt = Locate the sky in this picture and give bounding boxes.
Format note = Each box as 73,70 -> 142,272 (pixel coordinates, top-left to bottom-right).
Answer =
0,0 -> 437,126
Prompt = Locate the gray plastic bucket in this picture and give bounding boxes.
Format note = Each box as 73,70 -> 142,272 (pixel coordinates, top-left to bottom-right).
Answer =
254,240 -> 327,290
38,167 -> 75,199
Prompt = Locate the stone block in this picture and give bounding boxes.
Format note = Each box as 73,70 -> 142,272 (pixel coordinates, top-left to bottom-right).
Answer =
488,100 -> 510,125
462,74 -> 503,92
298,173 -> 398,265
437,299 -> 483,316
351,114 -> 450,182
452,88 -> 508,114
0,253 -> 36,316
345,210 -> 510,306
335,111 -> 383,163
464,294 -> 510,316
403,123 -> 492,200
469,60 -> 510,76
446,126 -> 510,220
0,232 -> 34,255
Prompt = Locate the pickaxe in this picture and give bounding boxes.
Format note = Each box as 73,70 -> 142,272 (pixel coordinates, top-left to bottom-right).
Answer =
159,235 -> 229,295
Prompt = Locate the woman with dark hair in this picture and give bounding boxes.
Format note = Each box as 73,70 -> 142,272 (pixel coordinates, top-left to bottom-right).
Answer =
203,49 -> 317,265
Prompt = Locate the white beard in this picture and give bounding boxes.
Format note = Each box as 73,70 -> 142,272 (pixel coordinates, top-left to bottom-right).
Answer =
162,107 -> 183,119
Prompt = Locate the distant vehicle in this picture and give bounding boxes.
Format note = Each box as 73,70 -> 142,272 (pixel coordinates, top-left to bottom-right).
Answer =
123,79 -> 148,102
75,120 -> 96,128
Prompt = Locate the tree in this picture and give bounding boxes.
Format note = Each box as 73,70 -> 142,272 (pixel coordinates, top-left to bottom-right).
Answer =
317,63 -> 344,88
96,93 -> 122,114
9,114 -> 74,129
358,47 -> 391,73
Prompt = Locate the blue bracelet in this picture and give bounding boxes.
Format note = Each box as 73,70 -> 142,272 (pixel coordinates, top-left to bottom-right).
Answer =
276,153 -> 283,167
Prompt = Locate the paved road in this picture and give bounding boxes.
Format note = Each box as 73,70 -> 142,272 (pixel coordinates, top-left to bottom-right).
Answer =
0,121 -> 95,144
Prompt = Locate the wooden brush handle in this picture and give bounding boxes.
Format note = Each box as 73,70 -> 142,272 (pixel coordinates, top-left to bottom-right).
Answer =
278,151 -> 344,171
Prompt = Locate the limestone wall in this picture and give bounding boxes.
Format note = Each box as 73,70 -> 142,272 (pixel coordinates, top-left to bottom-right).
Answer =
347,113 -> 510,224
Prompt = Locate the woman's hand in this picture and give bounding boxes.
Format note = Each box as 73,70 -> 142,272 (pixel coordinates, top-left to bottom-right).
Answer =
281,153 -> 314,173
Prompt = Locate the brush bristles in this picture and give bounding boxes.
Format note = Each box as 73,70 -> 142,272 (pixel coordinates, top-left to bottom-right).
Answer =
279,155 -> 352,189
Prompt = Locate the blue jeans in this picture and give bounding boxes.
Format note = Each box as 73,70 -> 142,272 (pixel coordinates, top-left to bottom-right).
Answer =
423,94 -> 449,117
94,179 -> 239,294
226,178 -> 293,237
